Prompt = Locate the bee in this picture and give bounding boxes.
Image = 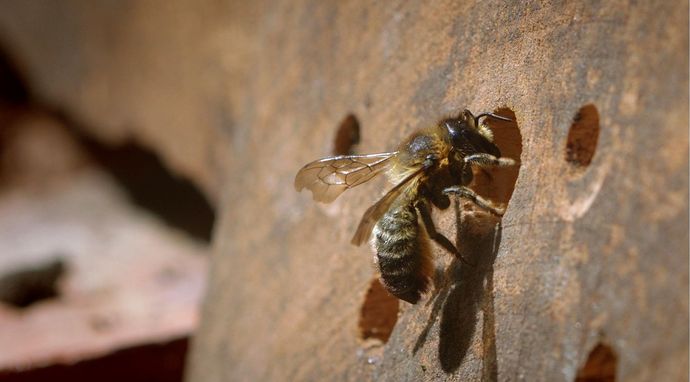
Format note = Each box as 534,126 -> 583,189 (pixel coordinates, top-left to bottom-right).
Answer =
294,109 -> 517,304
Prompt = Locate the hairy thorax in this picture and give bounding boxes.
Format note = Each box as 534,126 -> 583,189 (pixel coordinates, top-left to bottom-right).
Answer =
387,126 -> 451,185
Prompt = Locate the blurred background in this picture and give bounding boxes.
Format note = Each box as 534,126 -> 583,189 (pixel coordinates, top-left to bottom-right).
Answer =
0,2 -> 218,381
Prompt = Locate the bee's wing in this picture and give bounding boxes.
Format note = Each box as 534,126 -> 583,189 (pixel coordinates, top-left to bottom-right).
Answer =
295,152 -> 398,203
351,166 -> 426,246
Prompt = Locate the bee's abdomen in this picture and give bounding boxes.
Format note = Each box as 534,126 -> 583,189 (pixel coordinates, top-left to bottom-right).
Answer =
373,205 -> 433,304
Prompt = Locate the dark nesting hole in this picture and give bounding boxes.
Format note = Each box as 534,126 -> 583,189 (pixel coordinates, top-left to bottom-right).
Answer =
358,278 -> 399,344
472,107 -> 522,208
332,114 -> 360,155
566,104 -> 600,169
0,258 -> 66,308
576,343 -> 617,382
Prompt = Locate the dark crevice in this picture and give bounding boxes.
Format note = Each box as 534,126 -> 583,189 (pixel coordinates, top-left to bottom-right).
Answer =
0,41 -> 30,105
55,116 -> 217,243
0,337 -> 188,382
0,40 -> 32,156
0,258 -> 66,308
0,41 -> 215,243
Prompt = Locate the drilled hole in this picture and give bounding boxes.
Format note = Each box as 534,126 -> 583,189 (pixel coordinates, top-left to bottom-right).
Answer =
566,104 -> 600,168
576,343 -> 617,382
0,258 -> 66,308
332,114 -> 360,156
358,278 -> 399,343
472,107 -> 522,207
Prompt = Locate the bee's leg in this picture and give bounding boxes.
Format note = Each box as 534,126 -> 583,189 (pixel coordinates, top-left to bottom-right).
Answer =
424,183 -> 450,210
421,155 -> 452,209
415,200 -> 475,267
464,153 -> 516,167
443,186 -> 505,216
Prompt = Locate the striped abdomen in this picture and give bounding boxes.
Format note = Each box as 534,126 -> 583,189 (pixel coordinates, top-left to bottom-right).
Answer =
372,205 -> 433,304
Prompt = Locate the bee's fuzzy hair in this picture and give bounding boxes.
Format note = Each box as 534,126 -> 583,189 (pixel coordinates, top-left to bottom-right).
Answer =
477,123 -> 495,142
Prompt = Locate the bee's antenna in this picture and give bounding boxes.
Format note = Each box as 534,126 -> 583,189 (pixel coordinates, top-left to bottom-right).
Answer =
475,112 -> 512,125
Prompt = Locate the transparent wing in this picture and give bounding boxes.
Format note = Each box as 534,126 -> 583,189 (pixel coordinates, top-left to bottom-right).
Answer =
351,166 -> 426,246
294,152 -> 397,203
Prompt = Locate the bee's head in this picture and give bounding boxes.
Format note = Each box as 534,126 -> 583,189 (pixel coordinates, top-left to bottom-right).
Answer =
444,109 -> 511,155
444,109 -> 473,144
